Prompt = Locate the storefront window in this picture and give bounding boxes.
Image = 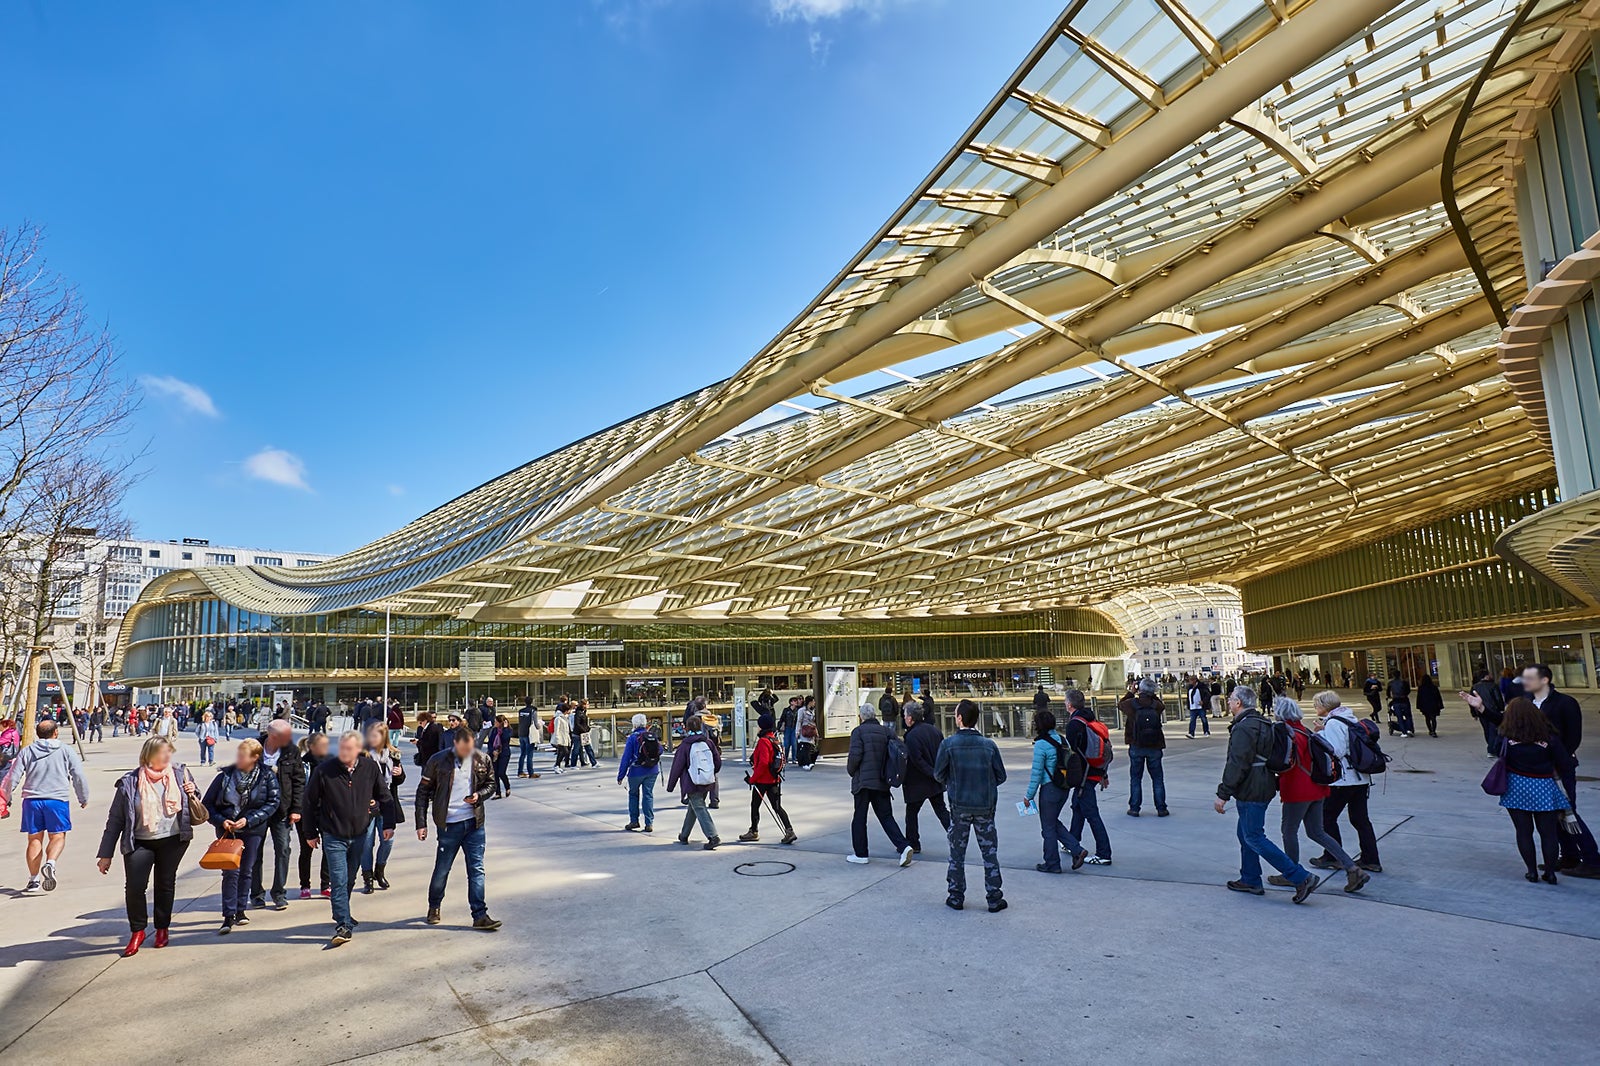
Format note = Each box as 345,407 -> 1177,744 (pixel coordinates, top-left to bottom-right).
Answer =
1537,635 -> 1588,689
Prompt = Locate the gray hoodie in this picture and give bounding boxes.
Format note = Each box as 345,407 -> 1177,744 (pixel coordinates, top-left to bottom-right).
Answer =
2,739 -> 89,805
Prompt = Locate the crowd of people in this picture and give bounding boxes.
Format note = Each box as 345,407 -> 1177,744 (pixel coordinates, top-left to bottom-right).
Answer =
1,662 -> 1595,958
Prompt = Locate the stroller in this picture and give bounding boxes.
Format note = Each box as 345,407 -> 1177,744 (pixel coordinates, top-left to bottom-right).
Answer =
1387,697 -> 1415,737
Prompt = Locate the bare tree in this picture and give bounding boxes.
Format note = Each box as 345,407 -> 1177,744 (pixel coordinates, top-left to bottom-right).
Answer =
0,224 -> 140,741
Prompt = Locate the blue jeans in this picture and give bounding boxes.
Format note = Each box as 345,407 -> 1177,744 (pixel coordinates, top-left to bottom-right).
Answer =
1036,781 -> 1082,869
428,820 -> 488,920
680,792 -> 718,843
783,725 -> 797,761
1069,782 -> 1110,859
627,772 -> 657,826
322,833 -> 364,928
1187,708 -> 1210,736
198,742 -> 214,764
362,817 -> 393,877
1127,747 -> 1167,813
1235,800 -> 1308,887
518,738 -> 534,776
219,834 -> 264,917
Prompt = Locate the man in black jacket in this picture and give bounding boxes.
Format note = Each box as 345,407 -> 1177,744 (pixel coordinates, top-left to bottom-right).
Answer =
251,720 -> 306,910
901,703 -> 949,854
1522,664 -> 1600,876
304,731 -> 396,945
415,728 -> 501,930
1120,678 -> 1168,817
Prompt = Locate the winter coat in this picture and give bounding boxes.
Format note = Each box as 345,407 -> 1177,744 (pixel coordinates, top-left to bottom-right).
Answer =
846,718 -> 893,794
1276,725 -> 1328,804
202,763 -> 281,838
934,728 -> 1006,815
1216,710 -> 1277,804
902,720 -> 945,803
1319,707 -> 1372,788
98,763 -> 201,856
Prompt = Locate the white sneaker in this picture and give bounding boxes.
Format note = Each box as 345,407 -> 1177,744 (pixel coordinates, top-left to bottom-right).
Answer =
40,861 -> 57,891
24,878 -> 42,893
846,854 -> 869,865
899,846 -> 914,868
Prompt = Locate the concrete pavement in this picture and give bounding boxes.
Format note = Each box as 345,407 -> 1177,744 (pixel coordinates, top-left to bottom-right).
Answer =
1,702 -> 1596,1064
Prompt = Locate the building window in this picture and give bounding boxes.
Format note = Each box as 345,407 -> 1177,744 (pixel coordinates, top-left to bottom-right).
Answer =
253,556 -> 283,567
109,545 -> 142,560
181,552 -> 193,561
73,642 -> 86,656
295,559 -> 318,567
205,553 -> 236,565
149,549 -> 160,558
93,642 -> 106,656
73,622 -> 87,636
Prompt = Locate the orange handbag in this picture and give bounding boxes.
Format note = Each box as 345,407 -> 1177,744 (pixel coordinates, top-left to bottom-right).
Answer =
199,832 -> 243,871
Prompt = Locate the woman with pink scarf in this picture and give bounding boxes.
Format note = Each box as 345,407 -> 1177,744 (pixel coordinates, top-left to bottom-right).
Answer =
96,736 -> 203,957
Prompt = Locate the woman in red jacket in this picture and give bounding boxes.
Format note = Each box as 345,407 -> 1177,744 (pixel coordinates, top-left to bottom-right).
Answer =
1272,697 -> 1368,894
739,714 -> 797,845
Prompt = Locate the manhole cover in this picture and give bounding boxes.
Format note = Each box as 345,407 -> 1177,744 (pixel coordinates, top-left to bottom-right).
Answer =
734,861 -> 795,877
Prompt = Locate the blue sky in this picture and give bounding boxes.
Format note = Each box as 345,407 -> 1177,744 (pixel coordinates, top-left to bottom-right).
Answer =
0,0 -> 1060,555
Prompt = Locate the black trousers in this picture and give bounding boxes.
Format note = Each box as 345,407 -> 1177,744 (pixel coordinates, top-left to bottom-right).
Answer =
123,835 -> 189,932
296,818 -> 328,890
1320,784 -> 1379,864
748,783 -> 792,834
251,818 -> 293,901
904,793 -> 950,851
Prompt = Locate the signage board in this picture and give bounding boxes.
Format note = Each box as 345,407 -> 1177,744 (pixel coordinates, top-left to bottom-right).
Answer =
458,651 -> 496,682
822,662 -> 859,738
565,652 -> 591,678
576,641 -> 623,652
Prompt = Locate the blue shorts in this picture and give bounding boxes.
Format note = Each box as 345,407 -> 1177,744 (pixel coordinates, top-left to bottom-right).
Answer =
20,798 -> 71,834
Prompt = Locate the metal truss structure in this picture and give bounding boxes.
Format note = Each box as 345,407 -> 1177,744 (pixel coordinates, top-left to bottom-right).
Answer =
123,0 -> 1593,646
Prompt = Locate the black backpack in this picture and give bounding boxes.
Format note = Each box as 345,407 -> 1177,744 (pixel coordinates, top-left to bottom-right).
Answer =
634,730 -> 662,770
1132,700 -> 1164,747
1304,729 -> 1342,785
1263,720 -> 1296,774
883,730 -> 908,788
1346,719 -> 1389,775
1044,734 -> 1080,790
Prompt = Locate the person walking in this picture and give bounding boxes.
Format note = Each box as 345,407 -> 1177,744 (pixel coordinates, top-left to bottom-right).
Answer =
901,700 -> 950,854
550,705 -> 572,775
1362,675 -> 1383,718
487,715 -> 513,798
95,736 -> 204,956
360,723 -> 406,893
1468,667 -> 1505,758
1186,676 -> 1211,738
250,720 -> 305,911
845,707 -> 913,866
1062,691 -> 1111,866
415,727 -> 501,930
1491,697 -> 1575,883
304,730 -> 397,945
1386,674 -> 1414,737
739,713 -> 796,844
517,697 -> 540,779
151,707 -> 179,743
701,715 -> 723,810
1122,677 -> 1169,817
1022,708 -> 1087,874
934,699 -> 1007,912
1310,691 -> 1383,874
414,710 -> 444,769
194,711 -> 219,765
2,718 -> 90,893
616,714 -> 661,832
1270,697 -> 1367,894
201,738 -> 281,933
1213,687 -> 1320,902
1416,675 -> 1444,738
779,697 -> 798,763
573,701 -> 598,769
665,713 -> 722,848
296,733 -> 331,899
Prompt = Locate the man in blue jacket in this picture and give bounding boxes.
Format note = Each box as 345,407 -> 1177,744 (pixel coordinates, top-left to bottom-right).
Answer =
934,699 -> 1008,913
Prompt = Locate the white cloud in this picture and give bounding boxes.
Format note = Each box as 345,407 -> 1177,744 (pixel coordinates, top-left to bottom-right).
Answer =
769,0 -> 885,20
387,483 -> 406,497
141,374 -> 220,418
243,447 -> 311,491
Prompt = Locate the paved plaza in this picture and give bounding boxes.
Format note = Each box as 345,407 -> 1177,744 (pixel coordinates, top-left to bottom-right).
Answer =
1,701 -> 1596,1064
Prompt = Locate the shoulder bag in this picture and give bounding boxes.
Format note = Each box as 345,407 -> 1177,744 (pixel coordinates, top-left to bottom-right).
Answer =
1480,740 -> 1509,797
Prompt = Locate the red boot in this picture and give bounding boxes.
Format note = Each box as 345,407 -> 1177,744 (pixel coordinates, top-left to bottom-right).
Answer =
122,930 -> 146,957
153,929 -> 169,948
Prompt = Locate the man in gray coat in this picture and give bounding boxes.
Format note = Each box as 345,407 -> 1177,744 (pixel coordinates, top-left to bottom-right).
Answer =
846,708 -> 913,867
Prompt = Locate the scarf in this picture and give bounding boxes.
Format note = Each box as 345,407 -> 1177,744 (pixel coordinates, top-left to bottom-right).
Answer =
137,763 -> 180,829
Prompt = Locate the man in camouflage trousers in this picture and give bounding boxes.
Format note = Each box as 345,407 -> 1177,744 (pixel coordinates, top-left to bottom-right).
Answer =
933,699 -> 1008,913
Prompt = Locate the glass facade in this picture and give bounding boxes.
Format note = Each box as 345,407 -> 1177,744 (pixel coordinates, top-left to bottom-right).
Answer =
1239,488 -> 1592,649
120,600 -> 1126,685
